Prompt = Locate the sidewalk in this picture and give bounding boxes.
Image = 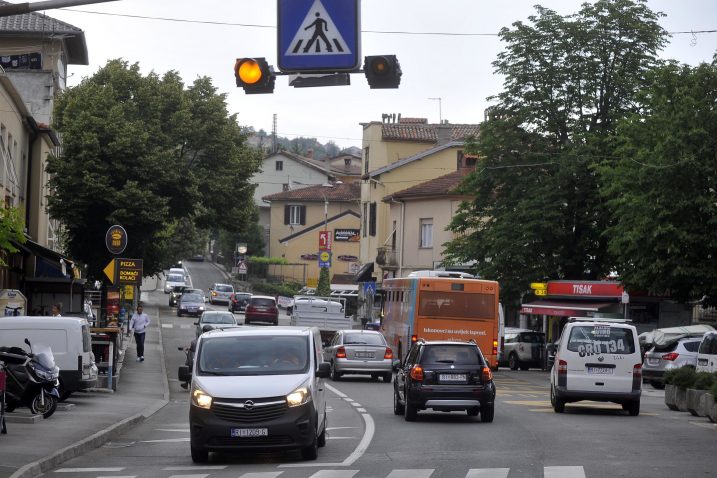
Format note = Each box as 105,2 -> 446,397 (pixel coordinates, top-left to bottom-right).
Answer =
0,300 -> 169,478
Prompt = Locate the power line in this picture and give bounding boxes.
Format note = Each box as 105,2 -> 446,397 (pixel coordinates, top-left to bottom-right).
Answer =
60,8 -> 717,37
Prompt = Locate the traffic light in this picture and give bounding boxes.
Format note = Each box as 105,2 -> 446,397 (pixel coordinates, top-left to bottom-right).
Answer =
364,55 -> 402,89
234,57 -> 276,94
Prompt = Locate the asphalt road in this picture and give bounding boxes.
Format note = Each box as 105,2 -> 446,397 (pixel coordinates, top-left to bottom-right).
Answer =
40,263 -> 716,478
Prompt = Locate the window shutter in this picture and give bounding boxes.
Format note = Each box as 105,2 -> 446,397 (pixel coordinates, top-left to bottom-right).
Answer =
284,205 -> 290,225
300,206 -> 306,225
369,202 -> 377,236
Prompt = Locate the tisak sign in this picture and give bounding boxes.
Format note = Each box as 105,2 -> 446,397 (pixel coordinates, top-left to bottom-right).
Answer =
105,225 -> 128,255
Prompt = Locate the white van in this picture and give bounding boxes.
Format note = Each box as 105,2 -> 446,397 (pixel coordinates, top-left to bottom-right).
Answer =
550,318 -> 642,415
180,326 -> 330,463
164,272 -> 187,293
696,331 -> 717,373
0,316 -> 98,399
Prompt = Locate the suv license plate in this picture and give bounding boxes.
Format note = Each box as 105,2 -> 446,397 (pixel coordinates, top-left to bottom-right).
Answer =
587,367 -> 613,375
439,374 -> 467,382
231,428 -> 268,437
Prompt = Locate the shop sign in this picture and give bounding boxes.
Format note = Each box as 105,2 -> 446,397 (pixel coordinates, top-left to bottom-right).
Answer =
105,225 -> 128,255
547,281 -> 623,298
520,306 -> 586,317
334,229 -> 360,242
337,254 -> 358,262
301,253 -> 318,261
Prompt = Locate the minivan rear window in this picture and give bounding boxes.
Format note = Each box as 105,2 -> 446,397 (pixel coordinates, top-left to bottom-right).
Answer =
198,335 -> 309,375
567,325 -> 635,355
420,345 -> 483,365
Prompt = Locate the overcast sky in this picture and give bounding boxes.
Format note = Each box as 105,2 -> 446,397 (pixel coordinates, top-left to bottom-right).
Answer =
47,0 -> 717,150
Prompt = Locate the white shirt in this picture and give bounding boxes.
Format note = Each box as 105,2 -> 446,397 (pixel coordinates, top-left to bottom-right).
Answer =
129,312 -> 150,333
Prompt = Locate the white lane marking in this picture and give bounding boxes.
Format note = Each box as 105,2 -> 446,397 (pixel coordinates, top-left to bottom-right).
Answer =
466,468 -> 510,478
163,466 -> 226,470
544,466 -> 586,478
326,427 -> 358,431
327,436 -> 358,440
97,476 -> 135,478
328,386 -> 348,398
55,469 -> 125,473
139,438 -> 190,443
161,324 -> 173,328
386,470 -> 434,478
351,402 -> 362,407
356,408 -> 366,412
308,470 -> 359,477
168,475 -> 208,478
156,429 -> 190,433
180,324 -> 193,329
238,473 -> 284,478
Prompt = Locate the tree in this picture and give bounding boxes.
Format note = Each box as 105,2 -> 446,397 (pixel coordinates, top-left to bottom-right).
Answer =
598,59 -> 717,304
316,267 -> 331,296
0,207 -> 26,266
47,60 -> 261,279
444,0 -> 666,305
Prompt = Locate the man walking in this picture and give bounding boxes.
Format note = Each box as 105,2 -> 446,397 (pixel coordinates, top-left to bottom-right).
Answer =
129,305 -> 150,362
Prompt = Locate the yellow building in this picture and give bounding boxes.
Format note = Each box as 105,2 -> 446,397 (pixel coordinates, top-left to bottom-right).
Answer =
263,183 -> 360,285
359,117 -> 479,281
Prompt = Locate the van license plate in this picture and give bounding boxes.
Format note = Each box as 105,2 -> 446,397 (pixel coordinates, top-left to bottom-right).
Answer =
440,374 -> 467,382
231,428 -> 268,437
587,367 -> 613,375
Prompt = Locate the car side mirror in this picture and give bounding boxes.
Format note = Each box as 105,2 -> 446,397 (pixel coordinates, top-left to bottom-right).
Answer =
193,322 -> 199,325
392,359 -> 402,371
178,366 -> 191,382
317,362 -> 331,378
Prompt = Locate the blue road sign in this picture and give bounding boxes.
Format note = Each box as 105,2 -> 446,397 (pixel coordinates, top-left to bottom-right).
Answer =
363,281 -> 376,296
278,0 -> 361,72
318,250 -> 332,268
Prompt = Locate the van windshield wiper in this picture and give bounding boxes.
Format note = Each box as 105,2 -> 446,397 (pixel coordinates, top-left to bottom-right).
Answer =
200,370 -> 227,375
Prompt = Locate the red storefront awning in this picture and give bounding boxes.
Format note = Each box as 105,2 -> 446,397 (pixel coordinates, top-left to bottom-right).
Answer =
520,300 -> 615,317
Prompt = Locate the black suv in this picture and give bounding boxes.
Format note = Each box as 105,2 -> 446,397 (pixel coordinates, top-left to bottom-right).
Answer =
393,340 -> 496,422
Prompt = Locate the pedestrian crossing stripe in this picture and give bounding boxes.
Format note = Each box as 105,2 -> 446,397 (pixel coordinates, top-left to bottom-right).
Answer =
284,0 -> 351,57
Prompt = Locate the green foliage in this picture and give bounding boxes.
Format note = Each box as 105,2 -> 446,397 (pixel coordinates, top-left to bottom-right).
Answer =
248,256 -> 289,265
663,368 -> 678,385
443,0 -> 667,306
597,60 -> 717,303
316,267 -> 331,296
693,372 -> 716,391
669,366 -> 697,390
47,59 -> 261,279
249,280 -> 302,297
0,207 -> 26,266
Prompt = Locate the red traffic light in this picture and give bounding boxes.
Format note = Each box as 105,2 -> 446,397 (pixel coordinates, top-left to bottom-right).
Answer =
234,57 -> 276,94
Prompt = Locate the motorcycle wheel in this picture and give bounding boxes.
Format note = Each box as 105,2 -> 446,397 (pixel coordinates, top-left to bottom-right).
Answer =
30,393 -> 58,419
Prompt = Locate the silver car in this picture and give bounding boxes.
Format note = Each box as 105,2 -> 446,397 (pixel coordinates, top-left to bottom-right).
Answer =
642,337 -> 702,389
194,311 -> 238,338
323,330 -> 393,382
208,283 -> 234,305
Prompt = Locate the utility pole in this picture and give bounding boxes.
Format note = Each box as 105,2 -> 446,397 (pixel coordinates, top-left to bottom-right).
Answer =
0,0 -> 119,17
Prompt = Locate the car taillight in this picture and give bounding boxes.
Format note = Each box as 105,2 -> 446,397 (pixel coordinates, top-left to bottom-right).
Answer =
632,363 -> 642,390
336,347 -> 347,359
411,334 -> 418,343
410,365 -> 424,381
481,366 -> 493,382
557,359 -> 567,387
661,352 -> 679,361
384,347 -> 393,359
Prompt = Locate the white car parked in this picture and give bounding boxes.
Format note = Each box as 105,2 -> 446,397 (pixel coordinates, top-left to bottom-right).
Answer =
550,318 -> 642,416
696,331 -> 717,373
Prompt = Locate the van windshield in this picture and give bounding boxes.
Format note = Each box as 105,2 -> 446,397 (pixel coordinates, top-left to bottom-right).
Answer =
198,335 -> 309,376
567,325 -> 636,355
167,274 -> 184,282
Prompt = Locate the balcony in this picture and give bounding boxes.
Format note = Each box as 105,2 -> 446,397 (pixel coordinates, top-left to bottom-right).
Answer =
375,247 -> 399,270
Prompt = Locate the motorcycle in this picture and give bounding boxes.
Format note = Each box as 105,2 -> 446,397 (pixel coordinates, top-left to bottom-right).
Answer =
0,339 -> 60,419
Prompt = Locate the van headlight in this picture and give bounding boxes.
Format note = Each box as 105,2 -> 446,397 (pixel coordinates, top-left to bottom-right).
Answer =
191,385 -> 213,409
286,385 -> 311,407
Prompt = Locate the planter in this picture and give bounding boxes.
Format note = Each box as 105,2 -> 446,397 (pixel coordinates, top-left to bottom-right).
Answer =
665,384 -> 679,411
686,389 -> 708,416
709,401 -> 717,423
698,393 -> 715,419
676,387 -> 689,412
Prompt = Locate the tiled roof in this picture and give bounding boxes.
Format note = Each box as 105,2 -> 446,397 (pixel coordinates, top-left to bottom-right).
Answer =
0,1 -> 88,65
269,151 -> 360,177
262,182 -> 360,202
383,168 -> 473,202
368,140 -> 464,178
382,123 -> 480,142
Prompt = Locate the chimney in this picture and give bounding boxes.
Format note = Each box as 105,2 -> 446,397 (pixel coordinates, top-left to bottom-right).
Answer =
436,122 -> 452,145
306,148 -> 314,158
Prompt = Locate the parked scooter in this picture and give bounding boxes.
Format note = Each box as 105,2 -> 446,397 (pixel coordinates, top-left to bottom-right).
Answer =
0,339 -> 60,418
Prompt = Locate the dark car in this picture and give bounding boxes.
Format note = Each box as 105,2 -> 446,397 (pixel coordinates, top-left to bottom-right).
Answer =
177,293 -> 206,317
244,296 -> 279,325
228,292 -> 252,313
169,286 -> 187,307
393,339 -> 496,422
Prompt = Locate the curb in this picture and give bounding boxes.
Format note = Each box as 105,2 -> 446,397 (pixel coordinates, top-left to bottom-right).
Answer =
210,261 -> 231,281
9,305 -> 170,478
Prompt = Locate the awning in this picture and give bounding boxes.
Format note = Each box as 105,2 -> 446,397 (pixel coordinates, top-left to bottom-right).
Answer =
12,238 -> 82,280
520,300 -> 615,317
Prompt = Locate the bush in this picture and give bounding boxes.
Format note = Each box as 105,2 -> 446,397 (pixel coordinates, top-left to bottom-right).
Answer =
669,366 -> 697,390
248,280 -> 302,298
693,372 -> 716,391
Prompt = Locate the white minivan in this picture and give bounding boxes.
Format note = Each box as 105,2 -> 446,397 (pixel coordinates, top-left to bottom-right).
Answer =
180,326 -> 330,463
696,331 -> 717,373
0,316 -> 98,399
550,318 -> 642,416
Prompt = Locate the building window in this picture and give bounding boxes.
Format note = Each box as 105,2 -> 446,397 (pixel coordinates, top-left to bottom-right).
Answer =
344,157 -> 351,167
420,219 -> 433,248
362,202 -> 368,238
276,160 -> 283,171
284,205 -> 306,225
369,202 -> 377,237
282,183 -> 289,191
391,220 -> 397,249
364,146 -> 370,174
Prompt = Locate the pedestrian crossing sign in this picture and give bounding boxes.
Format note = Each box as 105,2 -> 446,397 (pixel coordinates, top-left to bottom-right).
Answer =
278,0 -> 360,72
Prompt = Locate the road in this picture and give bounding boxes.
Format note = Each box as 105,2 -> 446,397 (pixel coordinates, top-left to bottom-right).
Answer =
43,262 -> 716,478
